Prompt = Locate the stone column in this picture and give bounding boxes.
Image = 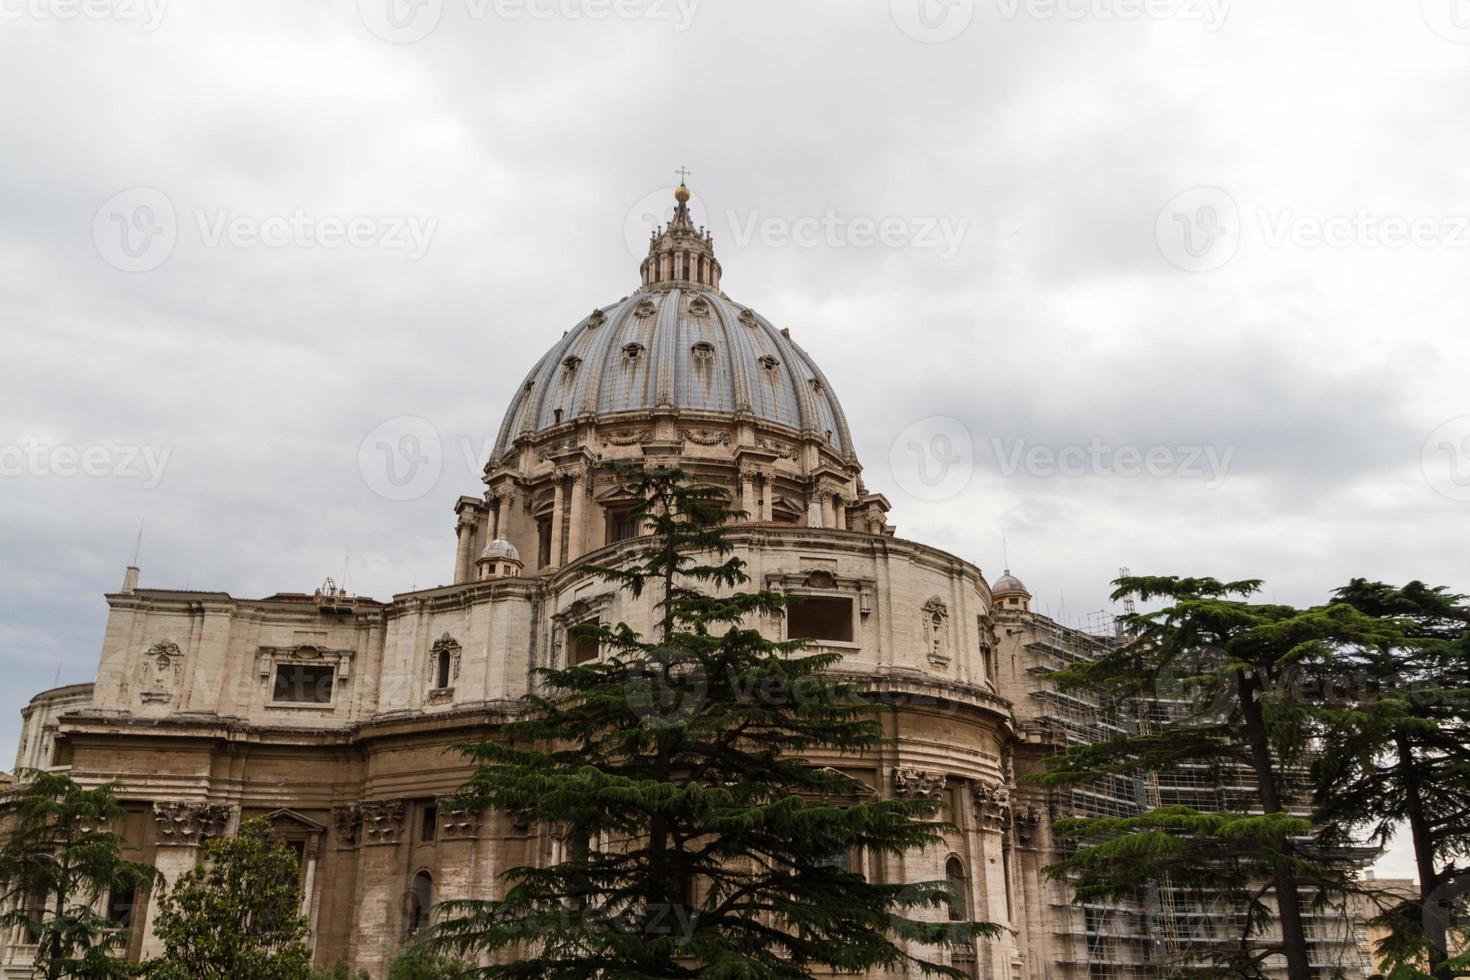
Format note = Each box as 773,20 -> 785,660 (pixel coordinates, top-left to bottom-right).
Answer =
740,469 -> 757,521
566,466 -> 587,561
347,800 -> 406,977
760,472 -> 773,522
820,491 -> 837,529
434,803 -> 483,911
453,518 -> 475,584
141,802 -> 233,959
548,479 -> 566,569
975,782 -> 1018,979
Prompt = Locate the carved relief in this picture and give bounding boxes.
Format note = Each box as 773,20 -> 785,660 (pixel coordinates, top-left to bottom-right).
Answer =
893,767 -> 947,799
602,428 -> 651,447
358,800 -> 406,846
688,296 -> 711,317
738,308 -> 757,328
1015,804 -> 1043,847
634,299 -> 657,318
679,427 -> 729,446
152,801 -> 232,845
137,641 -> 183,704
975,782 -> 1012,830
587,308 -> 606,328
438,802 -> 482,841
754,437 -> 798,460
333,805 -> 362,847
923,597 -> 951,667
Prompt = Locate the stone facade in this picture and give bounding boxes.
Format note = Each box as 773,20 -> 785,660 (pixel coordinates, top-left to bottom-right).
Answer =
1,185 -> 1375,979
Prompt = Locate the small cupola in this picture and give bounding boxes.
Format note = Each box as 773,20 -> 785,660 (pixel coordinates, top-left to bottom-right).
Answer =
476,538 -> 524,581
640,177 -> 721,291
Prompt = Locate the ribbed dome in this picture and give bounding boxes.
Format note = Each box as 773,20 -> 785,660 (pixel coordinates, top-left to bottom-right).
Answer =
491,288 -> 855,461
992,570 -> 1030,596
479,538 -> 520,562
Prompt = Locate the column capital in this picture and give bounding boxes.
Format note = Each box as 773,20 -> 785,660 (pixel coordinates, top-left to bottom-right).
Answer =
151,801 -> 233,846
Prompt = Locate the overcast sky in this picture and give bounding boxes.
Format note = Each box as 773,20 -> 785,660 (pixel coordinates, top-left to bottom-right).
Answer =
3,0 -> 1468,880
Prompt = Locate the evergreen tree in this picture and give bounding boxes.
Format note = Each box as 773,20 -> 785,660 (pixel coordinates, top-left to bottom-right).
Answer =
1313,579 -> 1470,980
145,817 -> 312,980
429,465 -> 998,978
1036,575 -> 1396,980
0,769 -> 160,980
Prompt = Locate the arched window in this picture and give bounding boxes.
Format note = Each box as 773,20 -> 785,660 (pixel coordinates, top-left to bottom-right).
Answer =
946,857 -> 967,921
406,870 -> 433,936
435,647 -> 452,689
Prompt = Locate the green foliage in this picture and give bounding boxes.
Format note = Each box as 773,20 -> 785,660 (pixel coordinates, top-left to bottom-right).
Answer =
1038,575 -> 1398,980
1312,579 -> 1470,980
145,817 -> 312,980
387,943 -> 477,979
309,956 -> 371,980
428,465 -> 999,979
0,769 -> 161,980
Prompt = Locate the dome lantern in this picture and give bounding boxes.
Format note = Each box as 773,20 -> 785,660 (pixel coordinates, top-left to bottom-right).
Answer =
640,179 -> 721,291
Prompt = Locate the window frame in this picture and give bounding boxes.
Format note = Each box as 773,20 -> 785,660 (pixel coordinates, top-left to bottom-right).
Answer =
784,592 -> 858,647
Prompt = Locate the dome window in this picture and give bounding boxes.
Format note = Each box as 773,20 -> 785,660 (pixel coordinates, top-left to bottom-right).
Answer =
688,296 -> 710,317
634,299 -> 657,319
562,356 -> 581,375
691,341 -> 715,363
810,378 -> 824,395
622,342 -> 646,362
587,309 -> 606,328
739,308 -> 757,328
758,355 -> 779,372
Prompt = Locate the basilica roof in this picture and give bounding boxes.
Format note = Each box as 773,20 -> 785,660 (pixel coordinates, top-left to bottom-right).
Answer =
491,184 -> 855,462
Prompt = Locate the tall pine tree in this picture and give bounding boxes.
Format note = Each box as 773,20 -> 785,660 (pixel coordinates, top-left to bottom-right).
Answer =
430,465 -> 997,978
1036,575 -> 1395,980
1312,579 -> 1470,980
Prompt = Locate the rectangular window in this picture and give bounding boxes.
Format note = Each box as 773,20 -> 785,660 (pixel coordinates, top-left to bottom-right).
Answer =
537,517 -> 553,567
607,508 -> 641,543
106,887 -> 136,929
787,596 -> 854,643
421,804 -> 438,843
272,664 -> 335,704
570,622 -> 600,665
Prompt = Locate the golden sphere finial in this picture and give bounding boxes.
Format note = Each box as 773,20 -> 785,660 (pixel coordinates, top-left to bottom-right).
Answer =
674,183 -> 691,204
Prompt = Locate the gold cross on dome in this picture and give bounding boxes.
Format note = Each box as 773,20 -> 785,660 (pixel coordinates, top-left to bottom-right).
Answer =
675,165 -> 691,184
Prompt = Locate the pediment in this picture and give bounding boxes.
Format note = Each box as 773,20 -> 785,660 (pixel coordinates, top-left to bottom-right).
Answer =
264,807 -> 327,834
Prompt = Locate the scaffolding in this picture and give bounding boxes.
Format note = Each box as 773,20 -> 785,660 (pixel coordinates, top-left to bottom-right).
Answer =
1014,614 -> 1371,979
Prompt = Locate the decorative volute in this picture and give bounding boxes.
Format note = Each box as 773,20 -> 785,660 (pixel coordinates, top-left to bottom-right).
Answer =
640,181 -> 721,291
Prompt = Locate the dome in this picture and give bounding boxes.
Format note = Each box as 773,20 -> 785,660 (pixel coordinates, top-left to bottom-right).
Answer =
478,538 -> 520,563
491,289 -> 855,461
991,569 -> 1029,596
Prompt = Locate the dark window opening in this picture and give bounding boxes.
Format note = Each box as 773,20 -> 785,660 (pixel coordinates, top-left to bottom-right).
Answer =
50,738 -> 74,767
607,508 -> 641,543
570,622 -> 600,665
406,871 -> 433,937
787,596 -> 854,643
537,517 -> 553,568
946,857 -> 967,921
421,805 -> 438,843
435,648 -> 452,689
272,664 -> 335,704
106,886 -> 136,929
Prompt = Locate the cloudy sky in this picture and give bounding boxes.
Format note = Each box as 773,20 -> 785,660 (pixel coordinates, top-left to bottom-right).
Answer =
3,0 -> 1468,879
